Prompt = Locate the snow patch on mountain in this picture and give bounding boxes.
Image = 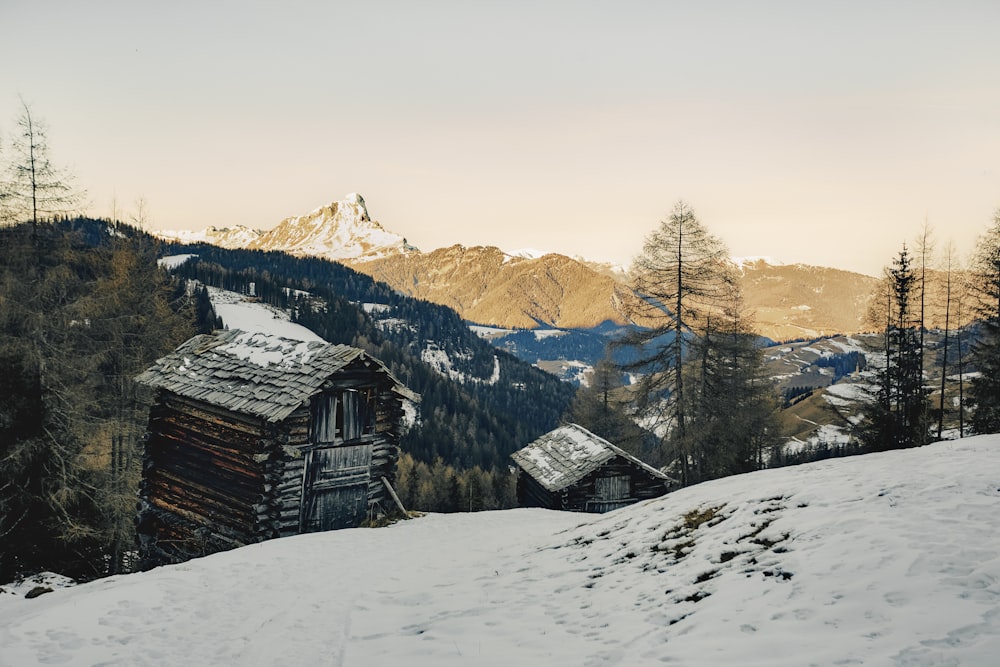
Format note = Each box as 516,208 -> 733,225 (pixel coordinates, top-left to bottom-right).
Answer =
732,255 -> 785,267
157,254 -> 198,269
420,343 -> 500,386
207,287 -> 323,343
504,247 -> 550,261
156,225 -> 262,248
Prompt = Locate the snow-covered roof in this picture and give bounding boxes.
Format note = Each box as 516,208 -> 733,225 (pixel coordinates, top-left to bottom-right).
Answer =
136,329 -> 416,423
511,423 -> 670,492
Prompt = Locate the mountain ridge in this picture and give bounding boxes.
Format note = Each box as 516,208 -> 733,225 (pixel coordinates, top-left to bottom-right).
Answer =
153,194 -> 881,340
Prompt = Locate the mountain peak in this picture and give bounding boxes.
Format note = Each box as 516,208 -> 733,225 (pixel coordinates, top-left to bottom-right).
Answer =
245,193 -> 415,262
311,193 -> 371,224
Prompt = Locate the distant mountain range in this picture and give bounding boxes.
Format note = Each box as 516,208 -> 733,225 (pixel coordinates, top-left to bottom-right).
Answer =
156,193 -> 416,262
155,193 -> 882,341
151,198 -> 973,454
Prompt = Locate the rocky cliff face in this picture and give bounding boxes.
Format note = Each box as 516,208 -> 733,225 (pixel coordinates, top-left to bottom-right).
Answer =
247,193 -> 415,262
355,245 -> 638,329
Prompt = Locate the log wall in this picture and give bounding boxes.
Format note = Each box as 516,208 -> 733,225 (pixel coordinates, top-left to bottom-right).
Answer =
139,378 -> 409,566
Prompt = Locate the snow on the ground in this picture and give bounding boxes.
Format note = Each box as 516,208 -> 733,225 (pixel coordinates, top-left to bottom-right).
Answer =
4,437 -> 999,666
533,328 -> 566,341
360,302 -> 390,314
468,324 -> 514,340
157,254 -> 197,269
783,420 -> 856,456
824,381 -> 870,402
823,380 -> 872,409
420,343 -> 500,386
207,286 -> 323,343
0,573 -> 76,600
828,336 -> 868,355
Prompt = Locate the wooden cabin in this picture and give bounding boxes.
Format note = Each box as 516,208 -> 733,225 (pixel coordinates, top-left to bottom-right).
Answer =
135,329 -> 418,566
510,423 -> 674,513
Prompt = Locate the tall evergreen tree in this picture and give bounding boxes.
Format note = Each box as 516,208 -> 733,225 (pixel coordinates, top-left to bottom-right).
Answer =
616,202 -> 738,485
0,222 -> 193,582
684,286 -> 780,482
969,210 -> 1000,434
859,245 -> 930,450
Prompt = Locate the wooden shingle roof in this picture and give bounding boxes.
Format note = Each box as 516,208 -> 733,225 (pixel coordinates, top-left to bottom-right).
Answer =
136,329 -> 416,423
510,423 -> 670,492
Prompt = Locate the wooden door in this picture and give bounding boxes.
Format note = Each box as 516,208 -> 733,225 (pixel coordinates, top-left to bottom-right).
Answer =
586,474 -> 632,513
300,443 -> 372,532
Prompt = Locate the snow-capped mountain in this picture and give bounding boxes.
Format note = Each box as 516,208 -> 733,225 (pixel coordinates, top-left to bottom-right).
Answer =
155,224 -> 262,248
246,193 -> 416,262
155,193 -> 416,263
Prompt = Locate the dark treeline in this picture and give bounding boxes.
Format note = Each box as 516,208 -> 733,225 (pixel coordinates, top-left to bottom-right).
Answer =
0,219 -> 196,582
0,218 -> 571,583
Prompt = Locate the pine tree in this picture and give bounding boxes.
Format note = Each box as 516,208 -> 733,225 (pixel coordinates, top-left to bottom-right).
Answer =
859,245 -> 930,450
969,210 -> 1000,434
0,221 -> 194,582
684,286 -> 780,482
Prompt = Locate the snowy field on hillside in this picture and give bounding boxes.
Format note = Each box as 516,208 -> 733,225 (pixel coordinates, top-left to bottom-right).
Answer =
3,437 -> 1000,666
207,286 -> 323,342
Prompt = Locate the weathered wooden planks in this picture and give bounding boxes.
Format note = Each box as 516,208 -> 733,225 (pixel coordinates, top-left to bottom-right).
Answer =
136,331 -> 417,567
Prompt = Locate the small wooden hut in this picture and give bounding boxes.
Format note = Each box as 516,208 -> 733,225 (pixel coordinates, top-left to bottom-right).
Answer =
135,329 -> 418,566
510,423 -> 674,513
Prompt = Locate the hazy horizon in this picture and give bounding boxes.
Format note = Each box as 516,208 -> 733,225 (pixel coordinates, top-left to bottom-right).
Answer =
3,1 -> 998,276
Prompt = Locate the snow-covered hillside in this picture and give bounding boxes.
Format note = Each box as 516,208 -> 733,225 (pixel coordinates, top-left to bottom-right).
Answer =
206,286 -> 323,343
3,438 -> 999,666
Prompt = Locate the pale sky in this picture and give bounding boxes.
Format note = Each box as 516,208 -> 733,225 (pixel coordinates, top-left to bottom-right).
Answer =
3,1 -> 999,276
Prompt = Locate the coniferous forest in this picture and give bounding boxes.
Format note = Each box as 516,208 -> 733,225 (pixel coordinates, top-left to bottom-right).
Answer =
0,219 -> 575,582
0,220 -> 197,581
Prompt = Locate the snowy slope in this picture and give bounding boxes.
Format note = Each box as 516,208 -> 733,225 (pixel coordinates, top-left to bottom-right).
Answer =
3,437 -> 1000,666
206,286 -> 323,342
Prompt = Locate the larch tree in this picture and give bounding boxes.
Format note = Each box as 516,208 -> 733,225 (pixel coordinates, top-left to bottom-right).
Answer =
616,201 -> 737,485
936,242 -> 954,440
0,220 -> 195,582
2,100 -> 81,233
